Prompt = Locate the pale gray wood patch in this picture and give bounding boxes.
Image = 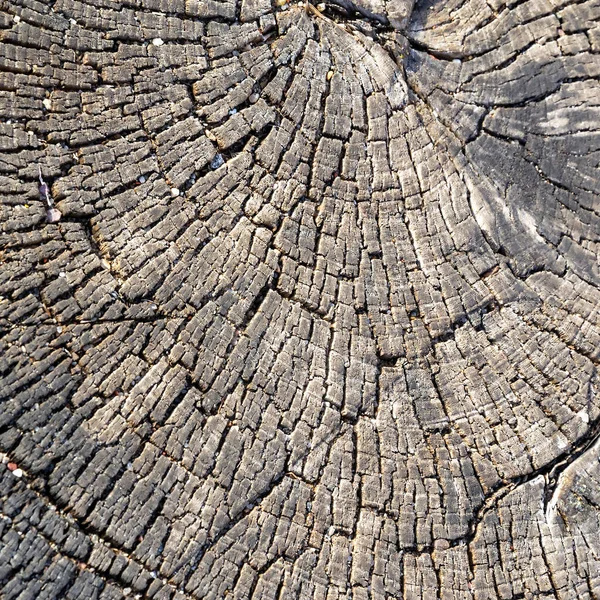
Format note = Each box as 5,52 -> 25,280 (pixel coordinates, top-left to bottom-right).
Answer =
1,0 -> 599,598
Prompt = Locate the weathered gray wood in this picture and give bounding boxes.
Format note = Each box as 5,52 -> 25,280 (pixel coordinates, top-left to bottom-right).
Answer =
0,0 -> 599,598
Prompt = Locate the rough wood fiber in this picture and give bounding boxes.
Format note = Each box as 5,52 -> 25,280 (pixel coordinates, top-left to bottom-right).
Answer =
0,0 -> 599,598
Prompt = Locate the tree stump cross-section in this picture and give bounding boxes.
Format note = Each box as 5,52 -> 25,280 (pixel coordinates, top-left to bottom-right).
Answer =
1,0 -> 600,598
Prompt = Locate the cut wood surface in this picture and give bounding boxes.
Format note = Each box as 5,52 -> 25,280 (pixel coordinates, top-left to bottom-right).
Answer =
1,0 -> 599,598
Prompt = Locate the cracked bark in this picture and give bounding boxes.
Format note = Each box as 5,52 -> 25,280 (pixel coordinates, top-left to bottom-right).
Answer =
1,0 -> 599,598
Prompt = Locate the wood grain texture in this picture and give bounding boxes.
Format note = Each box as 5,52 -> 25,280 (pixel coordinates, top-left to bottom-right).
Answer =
0,0 -> 599,598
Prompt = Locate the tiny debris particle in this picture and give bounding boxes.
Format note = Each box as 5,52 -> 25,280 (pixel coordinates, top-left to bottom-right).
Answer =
12,469 -> 23,478
42,98 -> 52,110
7,463 -> 17,471
326,70 -> 334,81
138,175 -> 146,183
211,154 -> 224,169
46,208 -> 62,223
59,272 -> 66,278
249,93 -> 259,104
57,326 -> 63,334
13,15 -> 20,23
152,38 -> 164,46
229,108 -> 237,115
170,187 -> 180,197
317,3 -> 325,10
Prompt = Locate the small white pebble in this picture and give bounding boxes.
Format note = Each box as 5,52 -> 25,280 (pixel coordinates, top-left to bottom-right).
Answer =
59,272 -> 66,278
42,98 -> 52,110
317,3 -> 325,10
229,108 -> 237,115
170,187 -> 180,197
101,259 -> 110,270
57,326 -> 63,334
46,208 -> 62,223
138,175 -> 146,183
12,469 -> 23,478
152,38 -> 164,46
13,15 -> 20,23
249,93 -> 259,104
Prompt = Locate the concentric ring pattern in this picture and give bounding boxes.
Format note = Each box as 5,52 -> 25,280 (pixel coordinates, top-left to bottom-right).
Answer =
1,0 -> 599,598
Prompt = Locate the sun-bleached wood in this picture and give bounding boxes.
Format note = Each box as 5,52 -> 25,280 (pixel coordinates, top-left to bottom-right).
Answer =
1,0 -> 599,598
